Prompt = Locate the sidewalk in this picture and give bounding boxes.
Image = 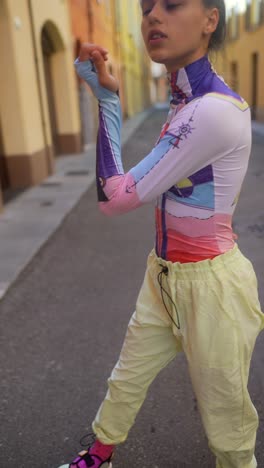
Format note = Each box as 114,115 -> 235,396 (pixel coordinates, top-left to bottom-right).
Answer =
0,108 -> 153,301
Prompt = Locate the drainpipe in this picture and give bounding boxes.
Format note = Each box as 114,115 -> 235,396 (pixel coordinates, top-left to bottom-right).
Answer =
27,0 -> 53,174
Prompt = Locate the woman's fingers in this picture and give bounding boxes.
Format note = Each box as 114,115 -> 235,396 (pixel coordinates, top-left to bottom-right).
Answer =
91,51 -> 119,93
77,43 -> 119,93
79,43 -> 109,62
91,51 -> 107,73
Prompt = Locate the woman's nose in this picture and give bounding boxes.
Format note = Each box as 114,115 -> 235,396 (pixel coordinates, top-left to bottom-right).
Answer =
147,2 -> 163,24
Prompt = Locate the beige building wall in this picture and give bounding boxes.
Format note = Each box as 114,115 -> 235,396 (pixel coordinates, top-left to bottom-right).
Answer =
0,0 -> 47,193
0,0 -> 81,211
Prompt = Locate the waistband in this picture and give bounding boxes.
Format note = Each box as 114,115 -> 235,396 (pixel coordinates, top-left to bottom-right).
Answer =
151,244 -> 248,280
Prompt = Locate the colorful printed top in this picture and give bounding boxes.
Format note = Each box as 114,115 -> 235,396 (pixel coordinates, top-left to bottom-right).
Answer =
75,55 -> 251,263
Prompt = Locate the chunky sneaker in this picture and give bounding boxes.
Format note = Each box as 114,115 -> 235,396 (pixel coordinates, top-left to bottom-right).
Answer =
58,434 -> 114,468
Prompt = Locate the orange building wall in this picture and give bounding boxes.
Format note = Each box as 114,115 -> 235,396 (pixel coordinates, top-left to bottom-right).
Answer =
69,0 -> 119,94
68,0 -> 150,125
69,0 -> 122,141
70,0 -> 115,53
88,0 -> 120,91
69,0 -> 117,55
69,0 -> 90,44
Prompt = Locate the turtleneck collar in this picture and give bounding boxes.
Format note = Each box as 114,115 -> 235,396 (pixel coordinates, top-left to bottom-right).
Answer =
168,55 -> 213,105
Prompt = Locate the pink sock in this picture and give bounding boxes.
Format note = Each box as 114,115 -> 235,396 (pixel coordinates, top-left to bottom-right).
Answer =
90,439 -> 115,460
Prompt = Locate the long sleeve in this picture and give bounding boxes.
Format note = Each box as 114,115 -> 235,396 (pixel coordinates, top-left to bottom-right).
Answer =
74,59 -> 250,217
74,59 -> 124,204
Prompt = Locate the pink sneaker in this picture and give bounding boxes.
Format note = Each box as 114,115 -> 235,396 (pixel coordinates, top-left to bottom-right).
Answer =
58,434 -> 114,468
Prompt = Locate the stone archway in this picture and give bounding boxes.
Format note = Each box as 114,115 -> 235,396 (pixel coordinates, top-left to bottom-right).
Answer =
40,20 -> 81,155
41,21 -> 64,155
0,120 -> 9,192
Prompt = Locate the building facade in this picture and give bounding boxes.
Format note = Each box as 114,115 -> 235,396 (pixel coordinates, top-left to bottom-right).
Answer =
215,0 -> 264,121
115,0 -> 151,118
70,0 -> 151,124
0,0 -> 81,210
0,0 -> 152,212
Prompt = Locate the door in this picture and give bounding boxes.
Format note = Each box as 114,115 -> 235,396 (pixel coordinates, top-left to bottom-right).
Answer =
0,122 -> 9,191
41,27 -> 59,154
251,52 -> 259,120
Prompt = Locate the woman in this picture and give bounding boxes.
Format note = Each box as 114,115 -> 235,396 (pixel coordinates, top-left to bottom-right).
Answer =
59,1 -> 264,467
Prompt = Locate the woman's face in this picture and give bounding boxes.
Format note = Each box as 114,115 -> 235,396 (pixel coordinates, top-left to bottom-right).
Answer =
141,0 -> 218,71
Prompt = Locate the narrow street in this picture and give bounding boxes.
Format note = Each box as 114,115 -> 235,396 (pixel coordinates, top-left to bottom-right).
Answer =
0,109 -> 263,468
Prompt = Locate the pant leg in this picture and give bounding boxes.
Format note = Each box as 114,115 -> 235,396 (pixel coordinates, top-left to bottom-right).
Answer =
180,250 -> 263,468
92,252 -> 181,445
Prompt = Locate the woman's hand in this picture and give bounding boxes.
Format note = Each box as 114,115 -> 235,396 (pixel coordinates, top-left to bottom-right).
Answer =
79,43 -> 119,94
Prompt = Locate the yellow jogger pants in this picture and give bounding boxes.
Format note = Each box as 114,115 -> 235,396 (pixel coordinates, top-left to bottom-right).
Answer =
92,245 -> 264,467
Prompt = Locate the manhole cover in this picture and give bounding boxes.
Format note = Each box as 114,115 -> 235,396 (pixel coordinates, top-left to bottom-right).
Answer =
40,200 -> 54,207
65,170 -> 89,176
41,182 -> 62,188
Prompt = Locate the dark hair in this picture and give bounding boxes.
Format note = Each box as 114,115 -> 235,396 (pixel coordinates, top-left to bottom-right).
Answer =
202,0 -> 226,51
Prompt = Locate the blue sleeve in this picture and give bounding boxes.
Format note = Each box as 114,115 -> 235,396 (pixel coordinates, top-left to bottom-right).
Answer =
74,59 -> 124,200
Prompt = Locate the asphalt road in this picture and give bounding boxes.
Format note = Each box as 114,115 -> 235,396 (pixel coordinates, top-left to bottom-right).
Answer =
0,109 -> 263,468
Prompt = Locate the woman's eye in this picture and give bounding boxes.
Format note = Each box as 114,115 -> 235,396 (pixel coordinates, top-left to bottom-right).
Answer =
167,3 -> 182,9
142,2 -> 182,16
142,8 -> 152,16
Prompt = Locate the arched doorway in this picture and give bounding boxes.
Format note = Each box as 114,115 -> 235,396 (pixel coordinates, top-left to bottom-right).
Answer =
0,121 -> 25,204
40,21 -> 81,155
0,121 -> 9,192
41,21 -> 64,155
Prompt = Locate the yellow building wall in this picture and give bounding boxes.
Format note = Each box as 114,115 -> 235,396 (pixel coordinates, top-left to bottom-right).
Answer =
214,11 -> 264,121
0,0 -> 82,194
0,0 -> 43,155
1,0 -> 81,154
29,0 -> 81,142
115,0 -> 150,118
0,0 -> 151,207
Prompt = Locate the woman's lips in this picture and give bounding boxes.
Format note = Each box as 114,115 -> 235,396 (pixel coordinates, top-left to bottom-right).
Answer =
148,30 -> 167,45
149,36 -> 167,45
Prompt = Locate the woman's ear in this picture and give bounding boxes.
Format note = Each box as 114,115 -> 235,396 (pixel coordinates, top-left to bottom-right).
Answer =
204,7 -> 219,36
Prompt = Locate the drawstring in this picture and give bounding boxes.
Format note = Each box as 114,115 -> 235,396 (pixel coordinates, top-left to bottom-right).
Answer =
157,265 -> 181,330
